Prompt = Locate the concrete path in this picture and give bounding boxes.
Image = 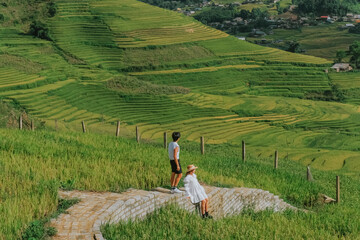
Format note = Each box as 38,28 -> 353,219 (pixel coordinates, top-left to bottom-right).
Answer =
50,186 -> 297,240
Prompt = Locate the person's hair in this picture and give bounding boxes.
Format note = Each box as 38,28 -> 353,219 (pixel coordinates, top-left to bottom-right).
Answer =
186,169 -> 194,176
172,132 -> 181,141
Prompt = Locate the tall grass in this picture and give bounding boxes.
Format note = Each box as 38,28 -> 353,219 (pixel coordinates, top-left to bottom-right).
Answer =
102,205 -> 348,240
0,129 -> 359,239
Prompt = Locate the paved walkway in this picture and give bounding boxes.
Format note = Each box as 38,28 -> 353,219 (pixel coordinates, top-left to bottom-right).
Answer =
50,186 -> 297,240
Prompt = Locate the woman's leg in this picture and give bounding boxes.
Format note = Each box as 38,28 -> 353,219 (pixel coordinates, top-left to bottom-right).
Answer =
201,200 -> 206,215
205,198 -> 209,212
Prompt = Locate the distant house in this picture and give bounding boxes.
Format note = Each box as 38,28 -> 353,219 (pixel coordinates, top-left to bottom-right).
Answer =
346,23 -> 355,28
252,30 -> 267,37
234,17 -> 243,22
320,16 -> 330,21
347,13 -> 354,18
354,15 -> 360,19
237,36 -> 246,40
331,63 -> 353,72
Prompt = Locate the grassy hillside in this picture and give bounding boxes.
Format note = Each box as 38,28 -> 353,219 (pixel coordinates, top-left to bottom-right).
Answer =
0,1 -> 360,238
1,0 -> 360,173
0,129 -> 359,239
254,22 -> 360,60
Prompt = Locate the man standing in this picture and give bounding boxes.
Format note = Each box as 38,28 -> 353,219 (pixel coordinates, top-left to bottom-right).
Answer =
169,132 -> 183,193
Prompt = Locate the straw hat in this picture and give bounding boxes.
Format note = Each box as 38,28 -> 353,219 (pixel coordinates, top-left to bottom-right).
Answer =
186,164 -> 198,173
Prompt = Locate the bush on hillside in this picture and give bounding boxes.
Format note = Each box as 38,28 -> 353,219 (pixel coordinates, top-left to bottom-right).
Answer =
107,76 -> 190,95
0,13 -> 4,22
47,1 -> 57,17
29,20 -> 51,40
349,23 -> 360,34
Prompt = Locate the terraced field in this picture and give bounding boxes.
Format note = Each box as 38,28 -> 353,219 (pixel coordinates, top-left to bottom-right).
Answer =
0,0 -> 360,173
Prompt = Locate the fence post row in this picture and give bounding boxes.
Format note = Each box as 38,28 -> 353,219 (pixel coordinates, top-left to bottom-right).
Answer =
242,140 -> 246,162
336,176 -> 340,204
82,121 -> 86,133
116,121 -> 120,137
200,136 -> 204,155
274,150 -> 278,169
164,132 -> 167,149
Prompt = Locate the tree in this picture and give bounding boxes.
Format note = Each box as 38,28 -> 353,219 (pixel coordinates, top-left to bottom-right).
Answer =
335,50 -> 347,63
348,41 -> 360,68
349,23 -> 360,34
29,21 -> 51,40
287,41 -> 302,53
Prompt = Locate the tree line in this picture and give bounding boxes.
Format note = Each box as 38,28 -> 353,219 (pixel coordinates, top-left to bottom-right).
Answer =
295,0 -> 359,16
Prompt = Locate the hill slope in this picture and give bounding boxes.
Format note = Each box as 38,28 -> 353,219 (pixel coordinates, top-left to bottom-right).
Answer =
0,0 -> 360,172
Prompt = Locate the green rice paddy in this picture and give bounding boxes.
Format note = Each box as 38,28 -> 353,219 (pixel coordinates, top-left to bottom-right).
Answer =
1,0 -> 360,238
0,0 -> 358,173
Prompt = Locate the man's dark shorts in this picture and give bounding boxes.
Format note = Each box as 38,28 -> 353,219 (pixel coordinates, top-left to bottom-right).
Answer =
170,159 -> 182,174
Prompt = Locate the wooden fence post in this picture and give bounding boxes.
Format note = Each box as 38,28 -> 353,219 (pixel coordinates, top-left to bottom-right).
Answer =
136,126 -> 140,143
274,150 -> 278,169
164,132 -> 167,149
55,119 -> 58,131
116,121 -> 120,137
82,121 -> 86,133
31,120 -> 35,131
336,176 -> 340,204
200,136 -> 205,155
242,140 -> 246,162
307,165 -> 313,181
19,115 -> 22,130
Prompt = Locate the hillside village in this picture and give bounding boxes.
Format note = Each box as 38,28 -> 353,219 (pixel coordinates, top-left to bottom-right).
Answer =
147,0 -> 360,33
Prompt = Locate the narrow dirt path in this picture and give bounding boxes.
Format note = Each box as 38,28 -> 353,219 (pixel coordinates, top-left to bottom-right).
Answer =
50,186 -> 297,240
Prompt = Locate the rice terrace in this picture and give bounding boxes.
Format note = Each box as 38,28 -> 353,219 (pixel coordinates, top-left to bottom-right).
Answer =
1,0 -> 360,239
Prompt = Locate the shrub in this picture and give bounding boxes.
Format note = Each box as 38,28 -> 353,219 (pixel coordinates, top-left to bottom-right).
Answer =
29,21 -> 51,40
0,13 -> 4,22
106,76 -> 190,95
47,2 -> 57,17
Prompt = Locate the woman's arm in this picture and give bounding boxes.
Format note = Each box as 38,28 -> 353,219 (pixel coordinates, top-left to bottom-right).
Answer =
184,178 -> 192,199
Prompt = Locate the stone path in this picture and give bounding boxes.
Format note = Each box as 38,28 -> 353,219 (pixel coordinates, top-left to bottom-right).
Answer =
50,186 -> 297,240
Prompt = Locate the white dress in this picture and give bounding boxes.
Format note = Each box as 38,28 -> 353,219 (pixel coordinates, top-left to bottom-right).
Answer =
184,173 -> 208,204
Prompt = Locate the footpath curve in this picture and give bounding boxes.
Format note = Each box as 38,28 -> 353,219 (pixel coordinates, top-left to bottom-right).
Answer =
50,186 -> 297,240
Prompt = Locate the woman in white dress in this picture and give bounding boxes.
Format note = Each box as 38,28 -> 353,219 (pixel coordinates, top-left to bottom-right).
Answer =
184,165 -> 212,219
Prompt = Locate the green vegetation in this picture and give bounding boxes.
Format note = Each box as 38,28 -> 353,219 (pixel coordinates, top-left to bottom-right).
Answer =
1,129 -> 360,239
1,0 -> 360,238
21,198 -> 78,240
102,203 -> 359,239
295,0 -> 353,16
255,23 -> 360,60
348,41 -> 360,68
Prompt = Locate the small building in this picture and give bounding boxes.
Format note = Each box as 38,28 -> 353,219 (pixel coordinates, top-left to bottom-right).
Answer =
346,23 -> 355,28
234,17 -> 243,22
354,15 -> 360,19
331,63 -> 353,72
320,16 -> 330,21
237,36 -> 246,40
